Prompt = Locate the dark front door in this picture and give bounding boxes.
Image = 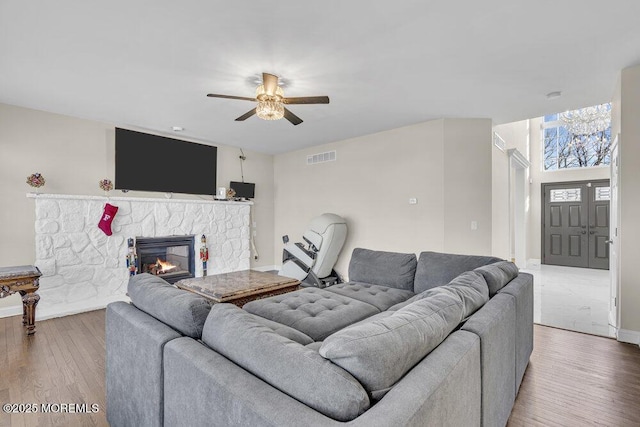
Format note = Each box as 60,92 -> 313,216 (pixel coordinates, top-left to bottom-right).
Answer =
588,182 -> 610,269
542,180 -> 610,270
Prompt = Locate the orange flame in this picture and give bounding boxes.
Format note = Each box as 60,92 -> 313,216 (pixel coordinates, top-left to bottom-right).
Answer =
156,258 -> 177,274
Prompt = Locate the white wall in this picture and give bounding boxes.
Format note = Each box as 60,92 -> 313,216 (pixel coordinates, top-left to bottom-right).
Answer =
273,118 -> 493,280
527,117 -> 610,261
492,142 -> 510,260
0,103 -> 274,311
617,65 -> 640,342
492,120 -> 530,261
442,119 -> 493,255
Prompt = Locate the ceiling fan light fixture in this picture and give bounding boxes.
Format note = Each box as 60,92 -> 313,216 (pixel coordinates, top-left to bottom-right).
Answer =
256,84 -> 284,99
207,72 -> 328,125
255,83 -> 285,120
256,99 -> 284,120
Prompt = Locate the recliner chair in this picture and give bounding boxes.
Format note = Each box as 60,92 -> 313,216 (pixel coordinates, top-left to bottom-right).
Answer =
278,213 -> 347,288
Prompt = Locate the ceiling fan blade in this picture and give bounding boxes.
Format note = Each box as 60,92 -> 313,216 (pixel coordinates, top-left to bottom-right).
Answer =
262,73 -> 279,96
283,96 -> 330,105
235,108 -> 256,121
283,107 -> 303,126
207,94 -> 256,102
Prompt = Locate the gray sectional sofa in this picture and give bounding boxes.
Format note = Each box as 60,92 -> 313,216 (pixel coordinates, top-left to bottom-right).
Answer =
106,248 -> 533,427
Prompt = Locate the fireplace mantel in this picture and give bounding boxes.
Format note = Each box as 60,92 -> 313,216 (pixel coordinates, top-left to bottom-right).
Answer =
28,193 -> 251,320
27,192 -> 253,206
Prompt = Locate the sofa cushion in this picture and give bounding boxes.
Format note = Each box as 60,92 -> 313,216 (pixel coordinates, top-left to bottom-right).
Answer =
389,271 -> 489,319
202,304 -> 370,422
414,251 -> 503,293
323,282 -> 414,311
319,291 -> 465,400
444,271 -> 489,319
127,273 -> 212,339
348,248 -> 417,291
305,341 -> 323,352
474,261 -> 519,297
248,314 -> 314,345
243,288 -> 380,341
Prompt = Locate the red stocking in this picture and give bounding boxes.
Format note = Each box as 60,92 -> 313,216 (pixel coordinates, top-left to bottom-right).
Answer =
98,203 -> 118,236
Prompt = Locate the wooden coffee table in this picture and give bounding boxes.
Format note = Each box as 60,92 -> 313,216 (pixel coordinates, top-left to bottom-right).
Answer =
176,270 -> 300,307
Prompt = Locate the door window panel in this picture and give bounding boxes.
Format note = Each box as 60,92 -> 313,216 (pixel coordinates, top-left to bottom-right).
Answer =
595,186 -> 611,201
550,188 -> 581,202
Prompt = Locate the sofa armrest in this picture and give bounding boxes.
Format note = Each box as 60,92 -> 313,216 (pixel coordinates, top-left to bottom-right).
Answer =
164,337 -> 331,427
461,294 -> 516,427
106,301 -> 182,427
499,272 -> 534,393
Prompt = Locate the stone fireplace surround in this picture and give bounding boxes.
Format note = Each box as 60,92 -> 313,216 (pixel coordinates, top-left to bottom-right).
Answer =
28,193 -> 251,320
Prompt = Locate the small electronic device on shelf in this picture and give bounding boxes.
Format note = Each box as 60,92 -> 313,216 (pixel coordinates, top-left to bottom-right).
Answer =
229,181 -> 255,200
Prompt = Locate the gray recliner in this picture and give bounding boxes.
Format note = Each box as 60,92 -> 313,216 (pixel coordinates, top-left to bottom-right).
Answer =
278,213 -> 347,287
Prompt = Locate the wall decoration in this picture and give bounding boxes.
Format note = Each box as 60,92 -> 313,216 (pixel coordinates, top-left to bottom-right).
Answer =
98,203 -> 119,236
99,178 -> 114,194
26,173 -> 46,192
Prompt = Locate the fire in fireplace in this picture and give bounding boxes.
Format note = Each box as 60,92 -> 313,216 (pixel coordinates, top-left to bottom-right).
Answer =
135,236 -> 195,284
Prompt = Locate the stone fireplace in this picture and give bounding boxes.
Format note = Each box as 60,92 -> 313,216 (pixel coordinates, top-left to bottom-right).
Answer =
136,235 -> 195,284
29,193 -> 252,320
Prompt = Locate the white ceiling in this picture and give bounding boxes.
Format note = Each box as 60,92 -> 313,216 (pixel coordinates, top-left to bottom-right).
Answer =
1,1 -> 640,154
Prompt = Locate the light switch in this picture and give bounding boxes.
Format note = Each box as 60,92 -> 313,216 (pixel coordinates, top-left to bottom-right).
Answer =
471,221 -> 478,230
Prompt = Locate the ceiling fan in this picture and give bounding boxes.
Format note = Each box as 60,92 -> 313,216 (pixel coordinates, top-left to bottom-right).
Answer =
207,72 -> 329,126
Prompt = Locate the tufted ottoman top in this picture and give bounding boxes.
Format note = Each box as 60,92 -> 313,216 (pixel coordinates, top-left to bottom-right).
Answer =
243,288 -> 380,341
323,282 -> 414,311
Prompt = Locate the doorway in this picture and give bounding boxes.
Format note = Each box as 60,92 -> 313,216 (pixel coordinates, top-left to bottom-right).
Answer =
542,180 -> 610,269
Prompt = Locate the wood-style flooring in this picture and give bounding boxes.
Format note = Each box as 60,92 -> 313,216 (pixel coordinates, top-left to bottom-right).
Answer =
0,310 -> 106,427
508,325 -> 640,426
1,311 -> 639,427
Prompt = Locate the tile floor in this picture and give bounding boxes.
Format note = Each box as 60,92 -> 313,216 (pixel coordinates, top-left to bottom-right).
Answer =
522,262 -> 615,337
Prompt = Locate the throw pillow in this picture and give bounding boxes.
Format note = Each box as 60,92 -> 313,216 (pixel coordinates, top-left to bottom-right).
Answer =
348,248 -> 417,291
319,291 -> 465,400
474,261 -> 519,297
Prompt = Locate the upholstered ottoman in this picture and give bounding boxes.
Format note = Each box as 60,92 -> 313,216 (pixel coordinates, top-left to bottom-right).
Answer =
323,282 -> 414,311
243,287 -> 379,340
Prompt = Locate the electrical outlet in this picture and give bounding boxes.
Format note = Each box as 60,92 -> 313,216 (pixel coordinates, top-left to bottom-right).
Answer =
471,221 -> 478,230
409,198 -> 417,205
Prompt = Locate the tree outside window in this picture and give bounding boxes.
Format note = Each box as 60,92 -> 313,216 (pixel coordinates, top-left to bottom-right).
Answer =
542,104 -> 611,171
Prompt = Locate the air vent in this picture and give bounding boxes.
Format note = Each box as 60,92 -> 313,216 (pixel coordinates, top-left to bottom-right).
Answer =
493,132 -> 506,152
307,150 -> 336,165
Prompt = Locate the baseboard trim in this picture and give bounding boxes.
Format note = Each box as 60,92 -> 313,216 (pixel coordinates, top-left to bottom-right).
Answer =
526,259 -> 541,269
251,265 -> 279,273
36,294 -> 131,321
0,305 -> 22,319
0,294 -> 131,321
617,328 -> 640,347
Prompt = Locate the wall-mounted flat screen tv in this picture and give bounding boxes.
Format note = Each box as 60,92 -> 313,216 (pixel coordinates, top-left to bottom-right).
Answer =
115,128 -> 217,195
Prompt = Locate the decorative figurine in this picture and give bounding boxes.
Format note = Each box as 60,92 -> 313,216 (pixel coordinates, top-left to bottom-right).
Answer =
126,238 -> 138,276
200,234 -> 209,276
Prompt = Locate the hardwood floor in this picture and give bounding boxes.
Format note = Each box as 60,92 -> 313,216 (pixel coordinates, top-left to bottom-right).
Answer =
0,311 -> 107,427
1,311 -> 639,426
508,325 -> 640,426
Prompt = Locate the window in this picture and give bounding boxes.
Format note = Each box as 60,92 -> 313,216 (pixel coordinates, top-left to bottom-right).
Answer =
595,186 -> 611,201
542,104 -> 611,171
550,188 -> 581,202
